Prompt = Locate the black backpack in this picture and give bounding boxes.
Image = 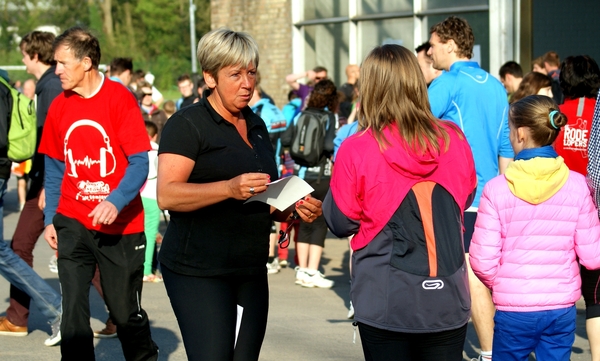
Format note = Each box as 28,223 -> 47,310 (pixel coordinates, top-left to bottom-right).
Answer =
281,108 -> 335,167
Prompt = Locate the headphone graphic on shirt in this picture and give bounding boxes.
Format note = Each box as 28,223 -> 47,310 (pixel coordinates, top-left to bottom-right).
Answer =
64,119 -> 116,178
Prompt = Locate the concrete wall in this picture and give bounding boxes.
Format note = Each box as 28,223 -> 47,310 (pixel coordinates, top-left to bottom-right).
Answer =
211,0 -> 293,107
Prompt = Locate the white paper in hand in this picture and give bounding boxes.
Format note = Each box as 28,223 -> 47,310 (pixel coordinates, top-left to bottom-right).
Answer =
244,175 -> 314,211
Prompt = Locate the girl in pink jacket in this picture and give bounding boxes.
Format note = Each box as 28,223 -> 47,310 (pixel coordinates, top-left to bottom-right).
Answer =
470,95 -> 600,361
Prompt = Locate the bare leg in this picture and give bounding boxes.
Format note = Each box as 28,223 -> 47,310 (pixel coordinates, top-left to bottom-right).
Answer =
266,232 -> 280,274
587,317 -> 600,361
307,245 -> 323,270
17,178 -> 26,209
268,233 -> 277,257
466,253 -> 495,353
296,242 -> 309,269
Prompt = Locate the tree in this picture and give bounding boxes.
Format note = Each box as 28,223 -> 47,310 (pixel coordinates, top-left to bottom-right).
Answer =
135,0 -> 210,90
0,0 -> 211,94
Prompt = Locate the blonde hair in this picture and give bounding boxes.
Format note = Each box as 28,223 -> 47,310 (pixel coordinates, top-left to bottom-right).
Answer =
509,95 -> 567,146
197,28 -> 259,78
358,44 -> 453,154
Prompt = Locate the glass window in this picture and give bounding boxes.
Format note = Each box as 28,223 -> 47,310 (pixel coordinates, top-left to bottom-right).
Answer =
424,0 -> 488,10
359,18 -> 414,64
303,22 -> 350,86
425,12 -> 490,72
359,0 -> 412,15
303,1 -> 349,21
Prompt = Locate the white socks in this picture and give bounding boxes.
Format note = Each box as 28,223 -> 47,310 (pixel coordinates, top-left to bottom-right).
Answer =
480,351 -> 492,361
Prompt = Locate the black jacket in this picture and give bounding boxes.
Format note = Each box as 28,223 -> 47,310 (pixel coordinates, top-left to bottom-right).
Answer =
28,66 -> 63,199
0,73 -> 13,179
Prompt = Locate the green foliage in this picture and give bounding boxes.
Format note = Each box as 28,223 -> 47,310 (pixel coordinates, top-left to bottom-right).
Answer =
49,0 -> 91,29
136,0 -> 188,57
0,0 -> 211,88
136,53 -> 191,91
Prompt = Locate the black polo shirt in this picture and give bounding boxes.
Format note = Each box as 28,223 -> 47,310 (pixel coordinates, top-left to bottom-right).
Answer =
158,93 -> 278,277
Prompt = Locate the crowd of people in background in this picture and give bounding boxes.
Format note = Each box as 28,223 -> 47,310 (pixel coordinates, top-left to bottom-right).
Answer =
0,14 -> 600,361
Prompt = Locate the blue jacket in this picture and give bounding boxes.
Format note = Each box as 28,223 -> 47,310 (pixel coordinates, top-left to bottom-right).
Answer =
428,61 -> 513,207
251,98 -> 286,134
282,98 -> 301,124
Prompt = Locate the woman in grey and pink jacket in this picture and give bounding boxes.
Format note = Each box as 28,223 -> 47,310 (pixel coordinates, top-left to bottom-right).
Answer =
470,95 -> 600,361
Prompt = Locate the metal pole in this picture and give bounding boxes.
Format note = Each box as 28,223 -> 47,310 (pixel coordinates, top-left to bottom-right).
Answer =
189,0 -> 197,73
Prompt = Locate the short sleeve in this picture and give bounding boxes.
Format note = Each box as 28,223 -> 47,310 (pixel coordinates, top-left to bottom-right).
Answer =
39,99 -> 63,160
158,113 -> 201,161
498,105 -> 514,159
428,75 -> 452,118
116,94 -> 151,156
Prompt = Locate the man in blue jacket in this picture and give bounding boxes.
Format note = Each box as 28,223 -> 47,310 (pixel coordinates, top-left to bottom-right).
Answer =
427,16 -> 514,361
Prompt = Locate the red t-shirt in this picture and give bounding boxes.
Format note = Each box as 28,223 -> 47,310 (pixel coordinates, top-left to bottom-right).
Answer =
39,77 -> 150,234
554,97 -> 596,175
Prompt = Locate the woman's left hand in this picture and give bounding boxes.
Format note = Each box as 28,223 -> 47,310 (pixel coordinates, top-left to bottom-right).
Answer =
295,195 -> 323,223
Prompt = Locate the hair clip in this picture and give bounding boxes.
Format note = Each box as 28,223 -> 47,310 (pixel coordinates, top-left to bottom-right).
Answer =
549,110 -> 559,129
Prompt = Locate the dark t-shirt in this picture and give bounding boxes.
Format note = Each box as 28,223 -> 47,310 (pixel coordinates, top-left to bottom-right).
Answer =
179,95 -> 195,110
158,92 -> 279,277
29,66 -> 63,199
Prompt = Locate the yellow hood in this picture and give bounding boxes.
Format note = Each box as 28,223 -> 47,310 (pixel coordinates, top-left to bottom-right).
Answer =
504,157 -> 569,205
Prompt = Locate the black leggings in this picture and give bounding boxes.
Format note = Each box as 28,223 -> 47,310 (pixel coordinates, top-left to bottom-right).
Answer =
581,265 -> 600,319
161,265 -> 269,361
358,322 -> 467,361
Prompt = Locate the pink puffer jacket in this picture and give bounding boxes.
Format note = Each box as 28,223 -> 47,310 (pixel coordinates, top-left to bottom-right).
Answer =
470,158 -> 600,312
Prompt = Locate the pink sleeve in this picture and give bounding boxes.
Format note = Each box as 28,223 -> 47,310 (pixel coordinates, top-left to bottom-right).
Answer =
469,183 -> 502,289
574,185 -> 600,270
330,140 -> 362,220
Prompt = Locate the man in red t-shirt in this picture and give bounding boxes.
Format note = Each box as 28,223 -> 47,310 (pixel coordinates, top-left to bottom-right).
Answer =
38,27 -> 158,361
554,55 -> 600,175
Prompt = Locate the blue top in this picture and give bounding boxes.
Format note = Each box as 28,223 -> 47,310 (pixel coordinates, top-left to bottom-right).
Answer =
515,145 -> 558,161
251,98 -> 286,173
428,61 -> 514,207
251,98 -> 286,133
333,121 -> 359,161
282,98 -> 301,124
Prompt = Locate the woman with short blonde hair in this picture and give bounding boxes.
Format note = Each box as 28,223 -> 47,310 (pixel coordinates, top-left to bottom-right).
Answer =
158,27 -> 322,361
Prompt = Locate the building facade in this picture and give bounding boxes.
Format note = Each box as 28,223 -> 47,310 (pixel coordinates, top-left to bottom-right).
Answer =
211,0 -> 600,107
211,0 -> 293,107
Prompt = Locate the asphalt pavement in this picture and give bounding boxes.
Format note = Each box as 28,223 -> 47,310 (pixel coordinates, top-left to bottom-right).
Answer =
0,176 -> 593,360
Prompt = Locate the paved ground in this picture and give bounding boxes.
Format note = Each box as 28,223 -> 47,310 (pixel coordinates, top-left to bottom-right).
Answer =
0,177 -> 593,360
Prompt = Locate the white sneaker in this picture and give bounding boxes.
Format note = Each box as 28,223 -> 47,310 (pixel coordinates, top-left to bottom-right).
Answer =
48,255 -> 58,274
294,267 -> 309,285
347,301 -> 355,319
301,270 -> 334,289
471,356 -> 492,361
266,258 -> 280,274
44,317 -> 61,347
